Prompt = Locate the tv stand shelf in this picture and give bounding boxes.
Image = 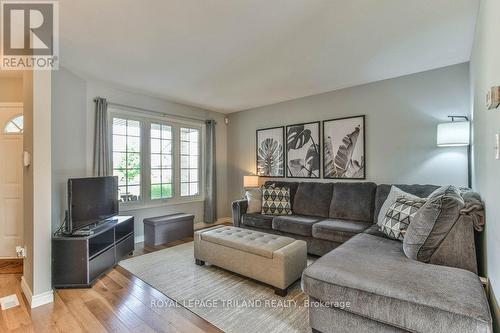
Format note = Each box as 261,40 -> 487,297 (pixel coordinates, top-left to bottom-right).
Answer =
52,216 -> 134,288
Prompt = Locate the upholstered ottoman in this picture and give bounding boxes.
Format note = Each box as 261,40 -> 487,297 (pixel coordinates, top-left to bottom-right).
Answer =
194,226 -> 307,296
144,213 -> 194,247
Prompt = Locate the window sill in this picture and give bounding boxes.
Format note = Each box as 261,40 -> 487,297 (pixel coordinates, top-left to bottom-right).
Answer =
120,197 -> 204,212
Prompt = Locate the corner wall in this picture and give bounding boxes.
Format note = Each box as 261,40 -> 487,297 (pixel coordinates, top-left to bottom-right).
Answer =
227,63 -> 470,204
23,71 -> 34,292
23,70 -> 53,306
470,0 -> 500,330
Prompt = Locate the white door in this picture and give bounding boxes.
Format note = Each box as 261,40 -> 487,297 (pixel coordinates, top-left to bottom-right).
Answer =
0,104 -> 23,257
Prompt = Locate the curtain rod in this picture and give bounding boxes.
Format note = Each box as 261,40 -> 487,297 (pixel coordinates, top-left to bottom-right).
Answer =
100,99 -> 209,124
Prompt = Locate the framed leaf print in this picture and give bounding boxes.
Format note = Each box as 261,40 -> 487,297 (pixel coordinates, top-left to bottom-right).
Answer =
286,121 -> 320,178
323,115 -> 365,179
256,126 -> 285,177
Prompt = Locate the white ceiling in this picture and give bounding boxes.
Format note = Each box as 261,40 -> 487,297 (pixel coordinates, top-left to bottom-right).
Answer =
59,0 -> 479,113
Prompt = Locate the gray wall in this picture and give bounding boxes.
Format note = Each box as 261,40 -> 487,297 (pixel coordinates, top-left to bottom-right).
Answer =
51,67 -> 230,242
51,68 -> 87,234
24,70 -> 53,297
227,63 -> 470,204
470,0 -> 500,330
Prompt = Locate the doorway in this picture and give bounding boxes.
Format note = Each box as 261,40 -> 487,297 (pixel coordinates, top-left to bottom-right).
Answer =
0,103 -> 23,258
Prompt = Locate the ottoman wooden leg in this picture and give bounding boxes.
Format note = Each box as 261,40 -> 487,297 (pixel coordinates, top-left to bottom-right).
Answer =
195,259 -> 205,266
274,287 -> 288,297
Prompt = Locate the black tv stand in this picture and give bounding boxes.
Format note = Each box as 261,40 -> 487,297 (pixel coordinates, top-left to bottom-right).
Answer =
52,216 -> 134,288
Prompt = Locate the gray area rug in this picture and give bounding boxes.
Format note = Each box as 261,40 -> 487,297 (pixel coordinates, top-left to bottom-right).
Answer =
120,242 -> 312,333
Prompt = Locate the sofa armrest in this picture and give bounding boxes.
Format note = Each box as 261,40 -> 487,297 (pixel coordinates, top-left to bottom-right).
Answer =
232,199 -> 248,227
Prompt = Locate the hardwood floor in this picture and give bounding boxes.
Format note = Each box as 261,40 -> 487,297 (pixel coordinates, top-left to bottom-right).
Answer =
0,223 -> 231,333
0,259 -> 23,274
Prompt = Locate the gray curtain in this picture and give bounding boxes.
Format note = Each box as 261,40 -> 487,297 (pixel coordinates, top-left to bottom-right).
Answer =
204,120 -> 217,223
93,97 -> 111,176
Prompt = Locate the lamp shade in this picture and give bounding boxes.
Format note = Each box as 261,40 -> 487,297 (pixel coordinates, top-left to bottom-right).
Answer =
243,175 -> 260,188
437,121 -> 470,147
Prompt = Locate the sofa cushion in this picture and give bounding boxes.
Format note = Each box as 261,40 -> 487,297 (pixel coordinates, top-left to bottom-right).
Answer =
241,213 -> 274,229
272,215 -> 321,236
363,224 -> 388,238
264,181 -> 299,208
403,186 -> 465,262
329,182 -> 377,222
293,182 -> 333,217
308,297 -> 406,333
374,184 -> 439,223
302,233 -> 492,333
312,219 -> 371,243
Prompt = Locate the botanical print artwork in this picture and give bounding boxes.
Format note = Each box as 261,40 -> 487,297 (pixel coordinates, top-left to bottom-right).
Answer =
286,122 -> 320,178
323,116 -> 365,179
256,127 -> 285,177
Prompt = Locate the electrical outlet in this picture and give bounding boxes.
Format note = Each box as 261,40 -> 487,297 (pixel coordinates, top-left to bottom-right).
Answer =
15,246 -> 26,258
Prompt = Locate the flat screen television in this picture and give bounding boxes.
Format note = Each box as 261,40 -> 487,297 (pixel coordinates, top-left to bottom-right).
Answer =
67,176 -> 119,233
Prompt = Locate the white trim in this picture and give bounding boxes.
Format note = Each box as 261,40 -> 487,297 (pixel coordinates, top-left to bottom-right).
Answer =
109,107 -> 204,128
134,235 -> 144,244
21,276 -> 54,309
120,197 -> 204,212
0,256 -> 21,259
108,108 -> 206,210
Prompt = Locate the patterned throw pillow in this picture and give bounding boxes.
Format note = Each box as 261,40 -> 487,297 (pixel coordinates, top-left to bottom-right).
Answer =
379,197 -> 426,241
261,185 -> 292,215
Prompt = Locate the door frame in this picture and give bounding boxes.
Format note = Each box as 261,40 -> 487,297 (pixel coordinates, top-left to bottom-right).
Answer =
0,102 -> 24,259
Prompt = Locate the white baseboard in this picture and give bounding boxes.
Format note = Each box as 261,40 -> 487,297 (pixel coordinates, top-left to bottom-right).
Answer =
135,235 -> 144,244
21,276 -> 54,308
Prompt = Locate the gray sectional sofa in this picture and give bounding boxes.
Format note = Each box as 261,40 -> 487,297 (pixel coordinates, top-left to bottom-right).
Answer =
232,181 -> 492,333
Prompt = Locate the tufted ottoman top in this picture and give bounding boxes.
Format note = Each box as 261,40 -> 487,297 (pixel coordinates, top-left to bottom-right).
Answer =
200,226 -> 295,259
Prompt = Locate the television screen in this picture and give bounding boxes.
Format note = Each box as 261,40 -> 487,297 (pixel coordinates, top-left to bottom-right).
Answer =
68,176 -> 119,232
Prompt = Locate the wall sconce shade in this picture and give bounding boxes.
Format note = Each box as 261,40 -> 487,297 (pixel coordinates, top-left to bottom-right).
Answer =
437,121 -> 470,147
243,175 -> 260,188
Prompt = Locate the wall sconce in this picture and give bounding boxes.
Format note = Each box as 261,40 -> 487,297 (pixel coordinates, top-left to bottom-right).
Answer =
243,175 -> 260,188
437,116 -> 471,187
437,116 -> 470,147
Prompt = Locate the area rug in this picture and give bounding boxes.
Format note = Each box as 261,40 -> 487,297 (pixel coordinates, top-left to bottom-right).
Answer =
119,242 -> 312,333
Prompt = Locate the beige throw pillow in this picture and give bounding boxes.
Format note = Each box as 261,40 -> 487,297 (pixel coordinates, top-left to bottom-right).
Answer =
245,188 -> 262,214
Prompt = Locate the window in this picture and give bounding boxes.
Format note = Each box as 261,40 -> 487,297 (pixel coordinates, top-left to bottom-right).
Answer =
109,111 -> 203,207
4,115 -> 23,134
151,123 -> 173,199
180,127 -> 200,196
112,118 -> 142,202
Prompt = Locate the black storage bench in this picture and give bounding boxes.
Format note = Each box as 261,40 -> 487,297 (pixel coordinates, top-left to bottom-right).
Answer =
144,213 -> 195,247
